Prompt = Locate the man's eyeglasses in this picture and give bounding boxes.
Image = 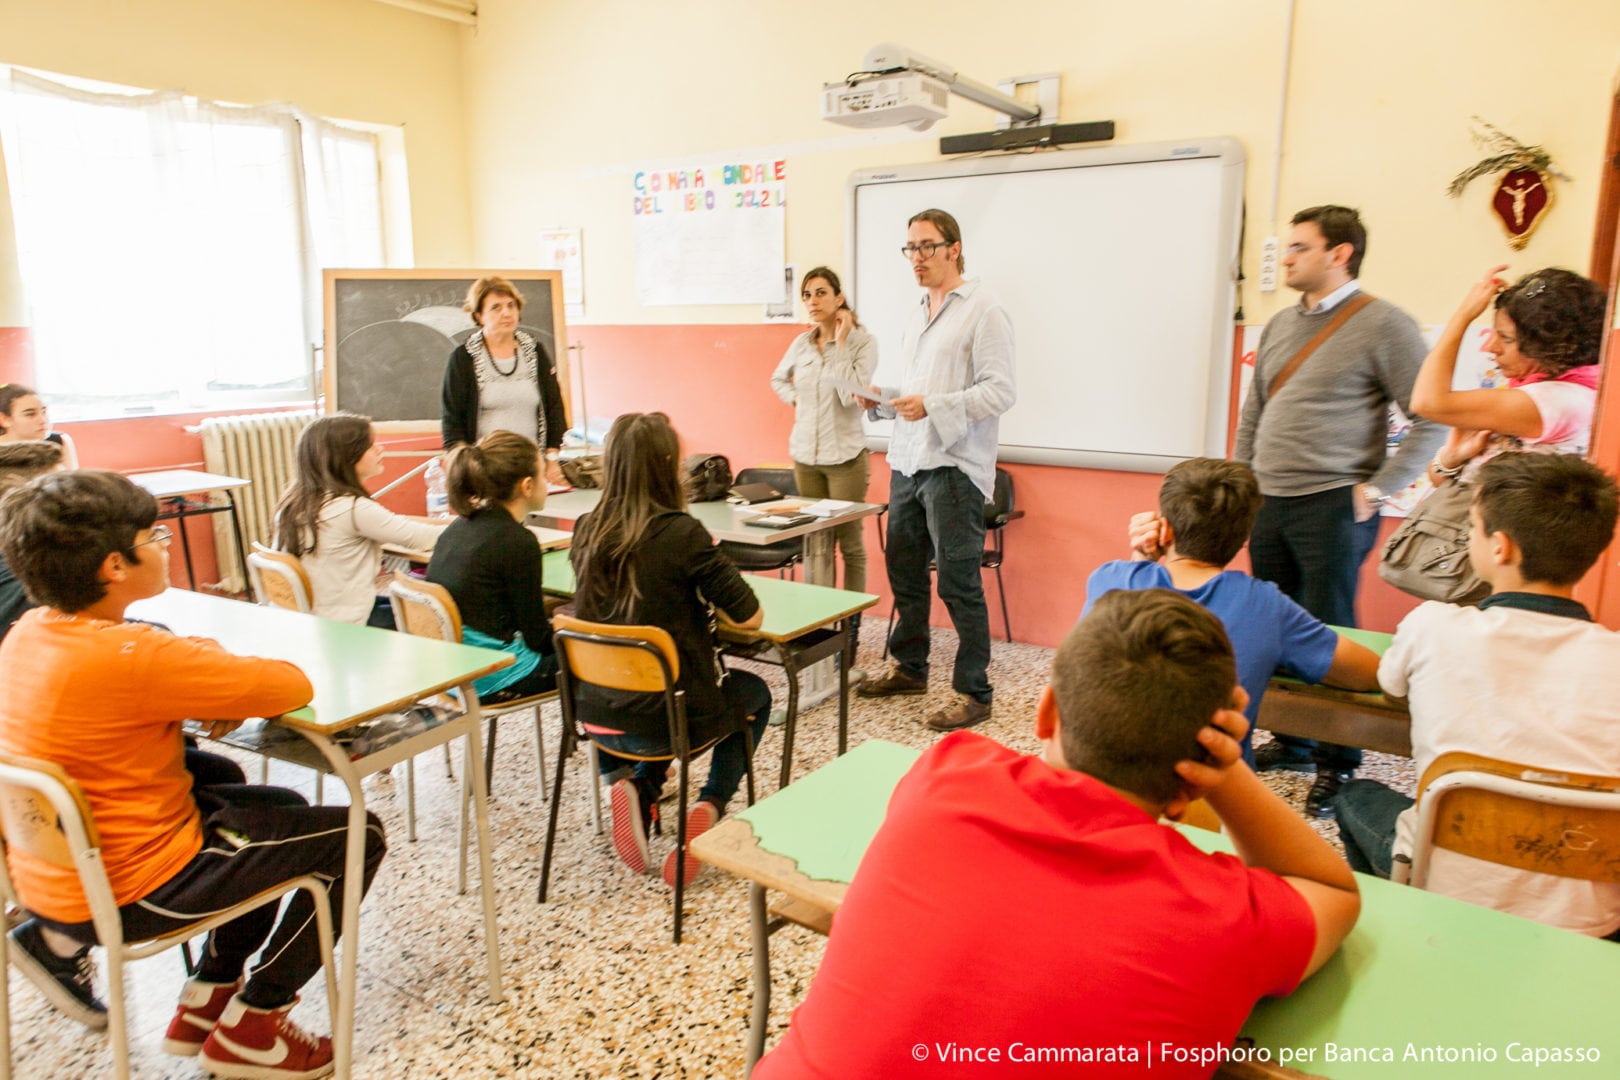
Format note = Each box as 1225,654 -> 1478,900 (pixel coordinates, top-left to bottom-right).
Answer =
900,241 -> 949,260
133,525 -> 173,549
1284,241 -> 1346,256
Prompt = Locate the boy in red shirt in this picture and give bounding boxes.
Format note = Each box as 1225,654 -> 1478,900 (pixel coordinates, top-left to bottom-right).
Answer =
0,471 -> 386,1079
755,589 -> 1361,1079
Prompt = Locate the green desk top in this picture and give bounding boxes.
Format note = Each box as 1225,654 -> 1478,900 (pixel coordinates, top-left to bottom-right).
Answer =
1330,625 -> 1392,656
739,742 -> 1620,1076
541,550 -> 876,641
530,490 -> 881,546
129,588 -> 512,733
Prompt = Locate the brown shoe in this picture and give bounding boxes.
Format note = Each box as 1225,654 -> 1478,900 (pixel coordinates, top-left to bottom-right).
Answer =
925,696 -> 992,731
856,664 -> 928,698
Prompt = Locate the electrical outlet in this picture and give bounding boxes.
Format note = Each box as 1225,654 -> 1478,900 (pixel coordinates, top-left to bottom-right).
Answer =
1258,236 -> 1279,292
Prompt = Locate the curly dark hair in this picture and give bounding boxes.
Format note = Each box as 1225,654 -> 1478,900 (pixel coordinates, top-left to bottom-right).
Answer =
1496,268 -> 1606,375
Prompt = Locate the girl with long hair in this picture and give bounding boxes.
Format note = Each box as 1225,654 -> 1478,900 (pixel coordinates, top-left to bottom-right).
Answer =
274,413 -> 445,626
426,431 -> 557,698
570,412 -> 771,886
0,384 -> 80,469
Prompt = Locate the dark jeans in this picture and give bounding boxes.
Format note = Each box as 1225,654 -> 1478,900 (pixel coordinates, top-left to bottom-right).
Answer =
594,668 -> 771,811
1249,484 -> 1380,770
1335,778 -> 1413,878
46,786 -> 387,1009
885,467 -> 992,703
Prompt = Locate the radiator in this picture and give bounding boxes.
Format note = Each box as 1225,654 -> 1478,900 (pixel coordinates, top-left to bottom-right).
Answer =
199,410 -> 317,593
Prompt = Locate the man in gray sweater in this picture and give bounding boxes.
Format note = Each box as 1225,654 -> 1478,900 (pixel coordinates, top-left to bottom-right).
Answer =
1234,205 -> 1443,819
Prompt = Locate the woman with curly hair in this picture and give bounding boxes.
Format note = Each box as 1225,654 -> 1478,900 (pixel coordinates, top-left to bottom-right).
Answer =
1410,266 -> 1606,485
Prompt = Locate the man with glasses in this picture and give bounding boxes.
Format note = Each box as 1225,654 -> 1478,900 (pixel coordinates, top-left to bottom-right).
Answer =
1234,205 -> 1442,818
856,209 -> 1015,732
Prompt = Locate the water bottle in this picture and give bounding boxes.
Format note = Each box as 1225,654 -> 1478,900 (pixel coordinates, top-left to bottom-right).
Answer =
424,456 -> 450,519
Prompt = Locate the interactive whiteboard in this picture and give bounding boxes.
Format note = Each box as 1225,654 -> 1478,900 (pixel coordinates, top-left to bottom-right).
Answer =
849,138 -> 1245,472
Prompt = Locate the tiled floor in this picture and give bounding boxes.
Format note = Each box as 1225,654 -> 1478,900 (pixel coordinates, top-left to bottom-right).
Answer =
5,620 -> 1415,1078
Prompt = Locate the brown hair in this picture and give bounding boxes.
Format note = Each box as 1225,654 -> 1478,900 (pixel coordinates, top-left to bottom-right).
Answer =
273,413 -> 374,557
800,266 -> 861,343
1495,268 -> 1606,376
0,440 -> 64,497
1159,458 -> 1263,566
0,383 -> 41,434
1052,589 -> 1237,804
1291,205 -> 1367,279
571,412 -> 686,620
908,208 -> 965,272
463,276 -> 525,327
445,431 -> 540,517
1475,452 -> 1619,587
0,470 -> 158,612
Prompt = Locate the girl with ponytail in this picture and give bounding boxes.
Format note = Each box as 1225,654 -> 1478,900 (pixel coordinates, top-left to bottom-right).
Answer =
426,430 -> 558,698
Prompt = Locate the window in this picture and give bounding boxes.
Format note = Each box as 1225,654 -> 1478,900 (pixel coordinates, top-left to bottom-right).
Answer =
0,67 -> 404,417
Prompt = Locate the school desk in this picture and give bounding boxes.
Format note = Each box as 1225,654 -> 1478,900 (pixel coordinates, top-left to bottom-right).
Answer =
693,738 -> 1620,1078
1260,627 -> 1410,757
540,550 -> 878,785
127,469 -> 251,592
529,489 -> 883,589
382,522 -> 573,564
127,587 -> 514,1080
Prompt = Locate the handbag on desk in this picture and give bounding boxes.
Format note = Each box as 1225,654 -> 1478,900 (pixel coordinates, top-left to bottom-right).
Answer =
1377,480 -> 1489,605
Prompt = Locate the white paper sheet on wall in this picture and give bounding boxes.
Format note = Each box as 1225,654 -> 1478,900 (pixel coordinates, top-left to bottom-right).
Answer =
631,158 -> 787,306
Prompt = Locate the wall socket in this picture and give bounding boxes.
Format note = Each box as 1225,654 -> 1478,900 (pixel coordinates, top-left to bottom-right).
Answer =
1258,236 -> 1279,292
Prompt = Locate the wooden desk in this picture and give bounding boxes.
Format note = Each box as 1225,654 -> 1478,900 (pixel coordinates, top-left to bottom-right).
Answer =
127,469 -> 251,592
1261,628 -> 1411,758
127,588 -> 513,1080
529,490 -> 882,589
695,740 -> 1620,1078
541,551 -> 878,785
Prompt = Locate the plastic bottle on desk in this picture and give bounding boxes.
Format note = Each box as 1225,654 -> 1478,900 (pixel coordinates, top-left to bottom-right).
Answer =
424,456 -> 450,519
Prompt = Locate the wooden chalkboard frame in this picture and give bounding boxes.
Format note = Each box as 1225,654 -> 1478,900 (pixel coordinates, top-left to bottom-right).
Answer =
322,268 -> 572,435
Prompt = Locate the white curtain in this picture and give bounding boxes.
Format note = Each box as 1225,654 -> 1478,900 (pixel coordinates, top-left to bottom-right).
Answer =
0,69 -> 389,412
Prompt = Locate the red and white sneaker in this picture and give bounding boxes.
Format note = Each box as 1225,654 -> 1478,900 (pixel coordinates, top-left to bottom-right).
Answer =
161,977 -> 242,1056
610,778 -> 652,875
662,799 -> 720,888
198,995 -> 334,1079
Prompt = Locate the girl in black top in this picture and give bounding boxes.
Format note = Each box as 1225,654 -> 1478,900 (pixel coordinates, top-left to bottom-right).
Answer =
571,411 -> 771,886
427,431 -> 558,698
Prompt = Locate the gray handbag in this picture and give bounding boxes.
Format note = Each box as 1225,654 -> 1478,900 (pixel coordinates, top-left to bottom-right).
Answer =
1377,481 -> 1489,605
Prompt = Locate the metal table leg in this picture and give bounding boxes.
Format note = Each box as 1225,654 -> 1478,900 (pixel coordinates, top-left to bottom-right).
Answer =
745,882 -> 771,1075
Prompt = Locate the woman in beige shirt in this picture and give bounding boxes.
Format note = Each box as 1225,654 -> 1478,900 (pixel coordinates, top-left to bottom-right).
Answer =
768,267 -> 877,591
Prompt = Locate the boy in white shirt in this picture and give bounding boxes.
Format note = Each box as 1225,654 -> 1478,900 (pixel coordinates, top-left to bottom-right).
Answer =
1337,452 -> 1620,938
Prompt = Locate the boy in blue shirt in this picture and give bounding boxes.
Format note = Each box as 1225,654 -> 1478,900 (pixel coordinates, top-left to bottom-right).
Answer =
1084,458 -> 1380,777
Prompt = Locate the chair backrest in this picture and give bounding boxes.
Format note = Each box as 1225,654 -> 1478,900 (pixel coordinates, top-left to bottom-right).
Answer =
388,573 -> 462,643
987,467 -> 1014,527
0,751 -> 121,943
1402,750 -> 1620,889
551,613 -> 681,692
736,466 -> 798,497
247,544 -> 314,613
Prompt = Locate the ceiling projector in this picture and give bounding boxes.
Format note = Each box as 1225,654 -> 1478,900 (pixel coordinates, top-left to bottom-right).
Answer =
821,73 -> 949,131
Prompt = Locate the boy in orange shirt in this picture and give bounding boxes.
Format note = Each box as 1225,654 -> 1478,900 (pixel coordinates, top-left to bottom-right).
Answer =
0,471 -> 386,1079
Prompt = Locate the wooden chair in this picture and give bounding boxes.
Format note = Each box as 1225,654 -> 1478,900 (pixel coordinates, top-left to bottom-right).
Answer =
1393,751 -> 1620,892
0,751 -> 337,1080
539,614 -> 757,943
246,543 -> 313,614
388,575 -> 560,886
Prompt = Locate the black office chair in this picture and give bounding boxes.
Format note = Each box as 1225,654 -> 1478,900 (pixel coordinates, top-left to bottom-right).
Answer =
717,466 -> 802,579
882,467 -> 1023,655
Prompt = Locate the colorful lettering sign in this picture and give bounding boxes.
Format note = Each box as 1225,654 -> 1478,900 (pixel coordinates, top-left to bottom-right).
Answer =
632,158 -> 787,305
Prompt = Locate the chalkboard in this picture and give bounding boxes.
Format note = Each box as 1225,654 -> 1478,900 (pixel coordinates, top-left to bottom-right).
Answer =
849,139 -> 1244,473
322,269 -> 571,432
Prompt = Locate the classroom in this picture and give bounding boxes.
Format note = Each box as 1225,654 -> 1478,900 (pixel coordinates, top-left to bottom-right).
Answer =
2,1 -> 1619,1077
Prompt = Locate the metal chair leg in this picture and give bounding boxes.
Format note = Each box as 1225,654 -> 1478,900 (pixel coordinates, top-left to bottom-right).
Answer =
533,706 -> 548,803
537,724 -> 573,903
404,755 -> 417,843
587,742 -> 604,835
995,563 -> 1011,642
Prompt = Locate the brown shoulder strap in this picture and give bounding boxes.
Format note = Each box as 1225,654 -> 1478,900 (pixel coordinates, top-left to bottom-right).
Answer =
1266,292 -> 1377,400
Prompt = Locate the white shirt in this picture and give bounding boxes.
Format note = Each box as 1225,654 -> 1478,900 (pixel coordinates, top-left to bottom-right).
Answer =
770,326 -> 877,466
1300,278 -> 1361,314
1381,600 -> 1620,936
296,496 -> 447,625
880,279 -> 1015,499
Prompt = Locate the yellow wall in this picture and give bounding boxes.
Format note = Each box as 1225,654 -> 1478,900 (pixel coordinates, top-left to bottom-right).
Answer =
462,0 -> 1620,328
0,0 -> 471,324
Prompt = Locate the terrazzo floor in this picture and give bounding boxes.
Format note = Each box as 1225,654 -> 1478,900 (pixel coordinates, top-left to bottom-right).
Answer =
6,618 -> 1415,1079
